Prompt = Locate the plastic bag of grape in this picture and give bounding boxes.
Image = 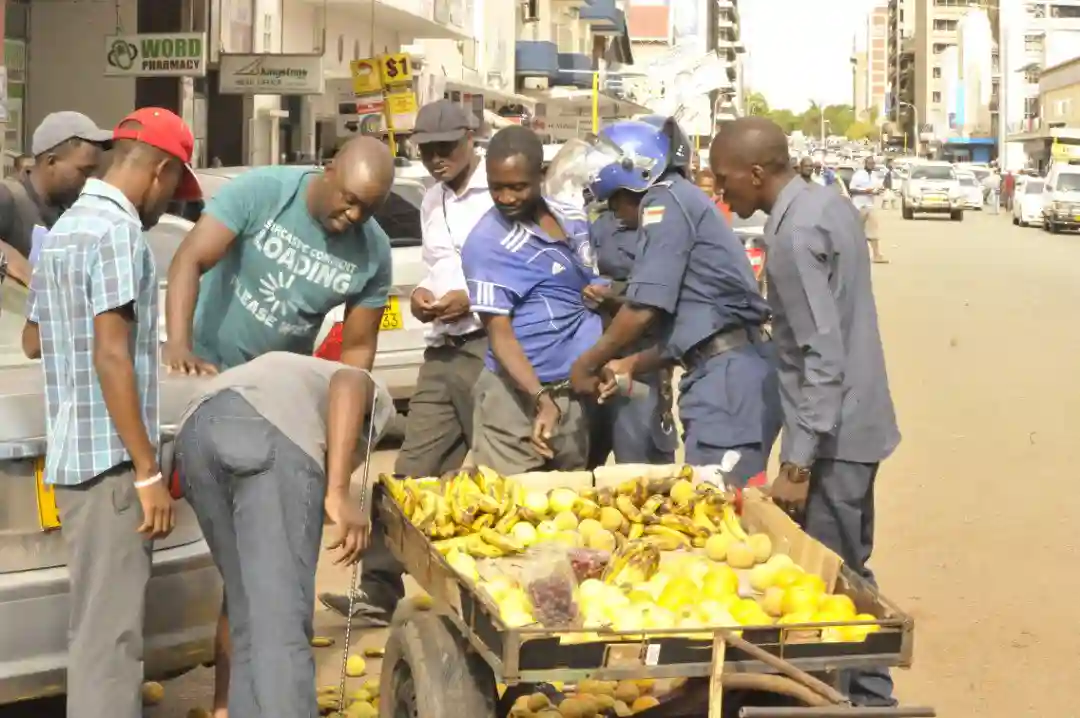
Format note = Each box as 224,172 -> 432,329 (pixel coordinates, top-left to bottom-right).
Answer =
521,544 -> 582,627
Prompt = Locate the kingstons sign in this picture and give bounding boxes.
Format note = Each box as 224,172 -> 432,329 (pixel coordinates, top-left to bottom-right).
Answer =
104,33 -> 207,77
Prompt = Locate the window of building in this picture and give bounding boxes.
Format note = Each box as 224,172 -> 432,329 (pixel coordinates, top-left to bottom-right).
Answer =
337,34 -> 345,63
1024,68 -> 1040,83
933,66 -> 942,78
933,43 -> 954,54
1051,4 -> 1080,18
933,18 -> 958,32
933,91 -> 942,102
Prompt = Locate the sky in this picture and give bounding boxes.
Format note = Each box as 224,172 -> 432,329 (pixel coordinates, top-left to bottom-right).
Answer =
739,0 -> 881,113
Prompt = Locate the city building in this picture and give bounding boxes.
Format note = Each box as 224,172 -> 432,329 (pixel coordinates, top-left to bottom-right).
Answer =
887,0 -> 917,147
852,48 -> 870,119
622,0 -> 742,139
515,0 -> 641,142
912,0 -> 1000,157
1007,53 -> 1080,170
13,0 -> 511,167
867,2 -> 890,123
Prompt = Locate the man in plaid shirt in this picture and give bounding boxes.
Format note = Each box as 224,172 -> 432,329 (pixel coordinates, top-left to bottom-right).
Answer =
21,107 -> 201,718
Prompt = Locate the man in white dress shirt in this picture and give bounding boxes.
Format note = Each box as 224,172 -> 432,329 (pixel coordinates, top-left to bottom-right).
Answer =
849,156 -> 887,263
323,100 -> 492,624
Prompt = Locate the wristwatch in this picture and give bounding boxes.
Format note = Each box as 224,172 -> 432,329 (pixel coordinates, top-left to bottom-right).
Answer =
782,463 -> 812,483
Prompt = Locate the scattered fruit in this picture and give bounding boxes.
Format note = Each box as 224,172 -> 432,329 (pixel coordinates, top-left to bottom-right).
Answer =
310,636 -> 335,648
186,709 -> 212,718
344,655 -> 367,677
141,682 -> 165,706
362,646 -> 384,658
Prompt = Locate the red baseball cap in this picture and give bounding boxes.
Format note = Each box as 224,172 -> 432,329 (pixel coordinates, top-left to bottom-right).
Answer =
113,107 -> 202,201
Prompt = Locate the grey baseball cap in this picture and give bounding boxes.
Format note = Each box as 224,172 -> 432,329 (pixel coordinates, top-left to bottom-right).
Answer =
412,100 -> 479,145
31,111 -> 113,156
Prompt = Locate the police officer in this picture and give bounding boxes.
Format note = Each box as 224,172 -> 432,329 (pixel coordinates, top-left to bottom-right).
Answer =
570,118 -> 780,486
584,206 -> 677,467
709,116 -> 900,707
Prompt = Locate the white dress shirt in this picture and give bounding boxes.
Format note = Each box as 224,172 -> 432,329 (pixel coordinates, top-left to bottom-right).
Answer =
417,162 -> 493,346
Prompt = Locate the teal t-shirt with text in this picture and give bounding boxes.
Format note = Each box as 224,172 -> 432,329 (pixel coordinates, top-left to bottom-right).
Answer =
193,166 -> 392,369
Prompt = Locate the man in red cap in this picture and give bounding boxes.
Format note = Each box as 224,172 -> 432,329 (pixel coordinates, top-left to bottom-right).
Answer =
21,107 -> 200,718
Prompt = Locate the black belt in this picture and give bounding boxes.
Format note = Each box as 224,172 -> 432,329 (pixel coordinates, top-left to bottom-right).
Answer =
680,326 -> 763,371
441,329 -> 487,348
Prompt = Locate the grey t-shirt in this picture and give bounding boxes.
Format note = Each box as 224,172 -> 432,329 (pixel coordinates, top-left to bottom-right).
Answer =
178,352 -> 395,469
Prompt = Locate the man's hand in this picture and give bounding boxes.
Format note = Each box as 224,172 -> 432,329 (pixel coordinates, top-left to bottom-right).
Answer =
162,342 -> 218,376
410,287 -> 438,323
570,356 -> 601,397
530,395 -> 561,460
324,491 -> 370,565
136,475 -> 175,540
597,356 -> 636,403
431,289 -> 471,323
582,283 -> 611,309
768,463 -> 812,521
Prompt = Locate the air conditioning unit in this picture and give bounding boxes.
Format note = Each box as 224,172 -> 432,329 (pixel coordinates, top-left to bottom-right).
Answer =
521,0 -> 539,23
522,76 -> 549,90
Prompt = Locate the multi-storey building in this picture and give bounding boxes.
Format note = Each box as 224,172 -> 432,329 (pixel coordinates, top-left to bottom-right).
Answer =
852,48 -> 870,119
887,0 -> 917,144
867,2 -> 890,122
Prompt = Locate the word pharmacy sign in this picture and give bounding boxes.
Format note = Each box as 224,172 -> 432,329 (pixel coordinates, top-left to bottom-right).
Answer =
104,33 -> 207,77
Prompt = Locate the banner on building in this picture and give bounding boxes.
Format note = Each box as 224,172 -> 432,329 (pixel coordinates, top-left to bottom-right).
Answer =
104,33 -> 207,77
219,54 -> 324,94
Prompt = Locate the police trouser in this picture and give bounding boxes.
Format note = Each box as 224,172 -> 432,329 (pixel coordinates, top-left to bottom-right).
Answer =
803,459 -> 895,707
679,338 -> 781,487
587,368 -> 678,468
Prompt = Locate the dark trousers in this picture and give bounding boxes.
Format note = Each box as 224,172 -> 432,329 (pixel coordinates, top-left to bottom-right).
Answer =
588,370 -> 677,468
804,459 -> 895,707
177,390 -> 326,718
361,337 -> 486,609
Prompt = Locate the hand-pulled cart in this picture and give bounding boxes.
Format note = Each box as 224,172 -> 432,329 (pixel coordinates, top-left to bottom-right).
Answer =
369,468 -> 936,718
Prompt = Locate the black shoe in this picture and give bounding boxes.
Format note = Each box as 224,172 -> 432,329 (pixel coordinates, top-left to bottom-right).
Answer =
319,590 -> 394,627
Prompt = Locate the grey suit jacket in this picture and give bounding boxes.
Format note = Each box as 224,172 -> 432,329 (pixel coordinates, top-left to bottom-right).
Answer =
763,176 -> 900,466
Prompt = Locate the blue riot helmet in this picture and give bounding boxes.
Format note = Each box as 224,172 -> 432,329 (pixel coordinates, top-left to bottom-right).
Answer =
634,114 -> 693,176
587,120 -> 671,202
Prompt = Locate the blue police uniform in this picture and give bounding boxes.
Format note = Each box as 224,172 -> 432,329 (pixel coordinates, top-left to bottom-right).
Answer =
588,210 -> 677,466
626,172 -> 781,484
462,198 -> 603,473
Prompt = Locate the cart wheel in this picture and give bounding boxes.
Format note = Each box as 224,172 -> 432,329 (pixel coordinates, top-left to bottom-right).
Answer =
378,604 -> 497,718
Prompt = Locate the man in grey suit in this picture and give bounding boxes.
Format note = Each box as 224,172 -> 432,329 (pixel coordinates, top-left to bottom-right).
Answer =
709,117 -> 901,708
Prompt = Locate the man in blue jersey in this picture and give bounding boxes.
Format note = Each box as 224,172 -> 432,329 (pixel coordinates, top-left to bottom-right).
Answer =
462,126 -> 603,474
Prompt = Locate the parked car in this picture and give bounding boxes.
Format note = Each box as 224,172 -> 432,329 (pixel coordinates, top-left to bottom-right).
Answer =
1012,176 -> 1045,227
901,161 -> 963,221
955,172 -> 984,210
1041,163 -> 1080,233
189,167 -> 427,410
0,222 -> 220,704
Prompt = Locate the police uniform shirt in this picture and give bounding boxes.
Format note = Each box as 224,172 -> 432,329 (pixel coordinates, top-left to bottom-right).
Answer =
462,198 -> 603,383
625,173 -> 769,360
764,175 -> 901,466
589,210 -> 635,282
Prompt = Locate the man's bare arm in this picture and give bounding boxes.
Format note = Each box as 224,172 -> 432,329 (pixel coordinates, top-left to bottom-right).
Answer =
0,240 -> 30,286
339,305 -> 382,370
484,314 -> 545,397
164,215 -> 238,352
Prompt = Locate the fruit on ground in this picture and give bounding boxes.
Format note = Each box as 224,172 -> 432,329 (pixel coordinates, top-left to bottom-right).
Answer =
141,682 -> 165,706
345,701 -> 377,718
747,533 -> 773,563
726,541 -> 756,569
186,709 -> 212,718
631,695 -> 661,712
310,636 -> 334,647
704,532 -> 731,561
344,654 -> 367,677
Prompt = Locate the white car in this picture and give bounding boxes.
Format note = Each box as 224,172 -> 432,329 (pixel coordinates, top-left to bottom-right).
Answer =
1012,177 -> 1045,227
187,167 -> 427,411
901,162 -> 964,221
955,172 -> 984,210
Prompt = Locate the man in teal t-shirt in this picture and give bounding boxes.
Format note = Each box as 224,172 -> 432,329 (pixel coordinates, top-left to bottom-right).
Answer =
163,136 -> 396,718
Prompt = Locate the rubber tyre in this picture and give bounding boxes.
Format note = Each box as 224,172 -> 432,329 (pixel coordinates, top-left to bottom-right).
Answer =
1051,221 -> 1061,234
379,603 -> 498,718
950,210 -> 964,222
902,206 -> 914,220
1013,215 -> 1019,226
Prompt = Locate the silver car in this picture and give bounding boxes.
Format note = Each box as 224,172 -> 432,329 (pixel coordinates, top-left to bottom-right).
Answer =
187,168 -> 428,411
0,222 -> 220,704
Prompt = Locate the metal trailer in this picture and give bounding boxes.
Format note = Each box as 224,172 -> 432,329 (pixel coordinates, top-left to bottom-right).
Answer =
368,480 -> 936,718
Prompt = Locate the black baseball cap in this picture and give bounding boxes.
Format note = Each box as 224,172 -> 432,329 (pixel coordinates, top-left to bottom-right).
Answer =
412,100 -> 479,145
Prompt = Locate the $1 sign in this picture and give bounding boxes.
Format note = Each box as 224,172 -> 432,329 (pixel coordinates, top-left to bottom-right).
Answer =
380,53 -> 412,85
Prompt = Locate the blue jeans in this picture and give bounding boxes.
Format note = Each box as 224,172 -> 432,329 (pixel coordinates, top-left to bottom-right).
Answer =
177,390 -> 326,718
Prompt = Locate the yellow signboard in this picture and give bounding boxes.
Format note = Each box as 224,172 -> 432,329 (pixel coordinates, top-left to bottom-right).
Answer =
385,90 -> 419,132
379,53 -> 413,86
350,58 -> 383,95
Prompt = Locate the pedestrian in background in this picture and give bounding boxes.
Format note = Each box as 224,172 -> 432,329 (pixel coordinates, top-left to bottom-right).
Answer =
463,126 -> 602,474
880,158 -> 898,210
13,153 -> 32,178
849,156 -> 887,264
326,99 -> 492,626
710,116 -> 900,709
0,112 -> 111,285
176,353 -> 393,718
22,107 -> 201,718
983,168 -> 1002,215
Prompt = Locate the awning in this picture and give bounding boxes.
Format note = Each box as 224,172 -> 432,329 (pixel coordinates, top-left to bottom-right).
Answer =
525,87 -> 651,116
484,109 -> 518,130
444,79 -> 537,109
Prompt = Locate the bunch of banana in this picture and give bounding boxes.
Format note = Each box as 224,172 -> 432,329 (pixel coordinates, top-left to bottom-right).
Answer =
431,528 -> 526,559
602,540 -> 661,586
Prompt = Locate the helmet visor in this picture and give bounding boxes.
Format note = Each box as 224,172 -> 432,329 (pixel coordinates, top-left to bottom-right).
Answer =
542,137 -> 625,206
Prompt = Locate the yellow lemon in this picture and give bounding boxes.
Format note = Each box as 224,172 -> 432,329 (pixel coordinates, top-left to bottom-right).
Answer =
794,573 -> 827,595
657,577 -> 699,612
818,594 -> 858,619
781,586 -> 820,616
777,610 -> 815,626
729,597 -> 764,624
627,589 -> 655,606
702,565 -> 740,600
772,565 -> 804,589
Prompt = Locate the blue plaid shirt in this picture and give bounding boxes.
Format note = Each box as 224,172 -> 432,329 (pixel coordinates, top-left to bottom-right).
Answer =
27,179 -> 160,486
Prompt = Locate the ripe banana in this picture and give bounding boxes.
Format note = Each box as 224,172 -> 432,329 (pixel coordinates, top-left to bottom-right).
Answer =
692,501 -> 719,534
381,475 -> 407,505
576,499 -> 601,520
615,496 -> 643,523
602,540 -> 661,586
643,525 -> 692,551
465,536 -> 505,559
628,522 -> 645,540
471,514 -> 494,532
722,505 -> 749,542
433,536 -> 473,555
639,495 -> 665,524
479,529 -> 525,554
659,514 -> 708,538
493,508 -> 520,534
411,491 -> 439,531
